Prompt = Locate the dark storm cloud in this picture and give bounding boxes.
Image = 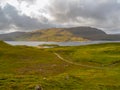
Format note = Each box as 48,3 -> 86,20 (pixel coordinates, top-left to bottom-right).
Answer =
0,4 -> 52,32
0,7 -> 11,30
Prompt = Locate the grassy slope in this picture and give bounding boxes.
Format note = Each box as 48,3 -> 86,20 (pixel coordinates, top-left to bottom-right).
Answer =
17,29 -> 88,41
54,43 -> 120,66
0,41 -> 120,90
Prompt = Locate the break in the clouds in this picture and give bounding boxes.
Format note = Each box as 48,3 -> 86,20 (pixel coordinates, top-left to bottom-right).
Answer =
0,0 -> 120,34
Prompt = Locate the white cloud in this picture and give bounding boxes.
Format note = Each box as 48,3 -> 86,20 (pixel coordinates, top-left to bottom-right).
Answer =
0,0 -> 50,19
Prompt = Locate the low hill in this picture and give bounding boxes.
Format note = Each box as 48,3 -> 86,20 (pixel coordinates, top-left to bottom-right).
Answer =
0,32 -> 26,41
64,27 -> 107,40
0,27 -> 120,41
102,34 -> 120,41
0,41 -> 120,90
17,27 -> 88,41
23,27 -> 107,41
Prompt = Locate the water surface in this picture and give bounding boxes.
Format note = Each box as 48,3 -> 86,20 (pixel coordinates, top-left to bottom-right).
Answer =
5,41 -> 120,46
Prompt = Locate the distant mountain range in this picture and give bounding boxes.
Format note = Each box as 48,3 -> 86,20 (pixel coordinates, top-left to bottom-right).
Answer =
0,27 -> 120,41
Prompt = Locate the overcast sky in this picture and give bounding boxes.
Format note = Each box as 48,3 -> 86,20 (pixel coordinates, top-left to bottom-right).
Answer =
0,0 -> 120,34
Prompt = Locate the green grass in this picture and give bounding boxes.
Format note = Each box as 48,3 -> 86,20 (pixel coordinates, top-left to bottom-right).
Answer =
0,41 -> 120,90
53,43 -> 120,66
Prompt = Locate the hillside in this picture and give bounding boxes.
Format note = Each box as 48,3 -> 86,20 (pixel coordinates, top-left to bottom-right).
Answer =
17,28 -> 88,41
0,32 -> 26,41
0,27 -> 109,42
0,41 -> 120,90
0,27 -> 119,41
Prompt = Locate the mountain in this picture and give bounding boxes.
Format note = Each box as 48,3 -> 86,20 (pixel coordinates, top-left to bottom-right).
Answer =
101,34 -> 120,41
0,27 -> 120,41
0,32 -> 26,41
15,27 -> 88,41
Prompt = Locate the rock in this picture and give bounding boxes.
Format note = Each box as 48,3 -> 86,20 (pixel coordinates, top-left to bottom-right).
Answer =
35,85 -> 42,90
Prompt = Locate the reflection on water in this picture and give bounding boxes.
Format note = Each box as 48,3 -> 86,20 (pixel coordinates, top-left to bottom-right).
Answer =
5,41 -> 120,46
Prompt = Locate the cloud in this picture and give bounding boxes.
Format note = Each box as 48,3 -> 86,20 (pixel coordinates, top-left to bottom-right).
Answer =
0,0 -> 120,34
0,4 -> 53,33
47,0 -> 120,33
0,7 -> 11,30
18,0 -> 36,3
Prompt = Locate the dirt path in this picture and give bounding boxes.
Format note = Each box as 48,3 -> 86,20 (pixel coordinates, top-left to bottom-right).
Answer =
54,52 -> 104,69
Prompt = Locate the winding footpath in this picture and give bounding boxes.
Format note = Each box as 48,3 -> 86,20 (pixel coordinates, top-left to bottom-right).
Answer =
54,52 -> 105,69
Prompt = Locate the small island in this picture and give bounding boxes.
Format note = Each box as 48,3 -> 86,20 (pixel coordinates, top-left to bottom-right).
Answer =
38,44 -> 60,48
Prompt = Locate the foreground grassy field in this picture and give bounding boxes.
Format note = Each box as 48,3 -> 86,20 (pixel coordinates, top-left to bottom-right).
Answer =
0,41 -> 120,90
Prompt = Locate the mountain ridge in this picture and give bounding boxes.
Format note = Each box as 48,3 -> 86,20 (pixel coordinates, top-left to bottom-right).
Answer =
0,27 -> 119,41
